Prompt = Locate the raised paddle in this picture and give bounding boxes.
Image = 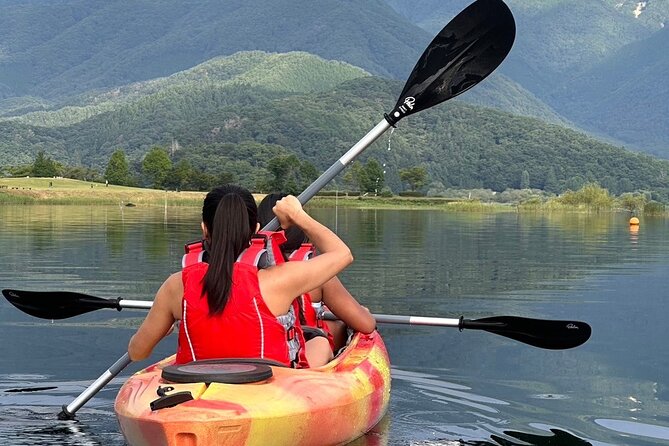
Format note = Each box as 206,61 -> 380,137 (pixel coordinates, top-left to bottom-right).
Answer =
3,0 -> 517,419
2,289 -> 591,350
262,0 -> 516,231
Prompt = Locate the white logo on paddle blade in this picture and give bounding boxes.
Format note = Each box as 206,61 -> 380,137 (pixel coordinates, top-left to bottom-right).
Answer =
566,323 -> 579,329
394,97 -> 416,118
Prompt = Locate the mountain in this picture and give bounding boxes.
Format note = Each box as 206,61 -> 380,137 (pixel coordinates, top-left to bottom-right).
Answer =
0,0 -> 572,128
386,0 -> 669,156
554,25 -> 669,157
602,0 -> 669,28
0,0 -> 428,102
386,0 -> 654,93
4,51 -> 370,128
1,51 -> 668,199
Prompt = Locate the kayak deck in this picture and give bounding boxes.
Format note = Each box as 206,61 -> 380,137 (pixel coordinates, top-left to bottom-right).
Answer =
115,331 -> 391,446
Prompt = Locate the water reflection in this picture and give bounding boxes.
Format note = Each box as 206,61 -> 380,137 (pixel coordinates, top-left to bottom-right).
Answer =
388,368 -> 608,446
594,419 -> 669,442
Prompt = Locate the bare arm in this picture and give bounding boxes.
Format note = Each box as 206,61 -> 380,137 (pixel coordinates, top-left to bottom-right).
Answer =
128,272 -> 183,361
320,277 -> 376,334
258,196 -> 353,316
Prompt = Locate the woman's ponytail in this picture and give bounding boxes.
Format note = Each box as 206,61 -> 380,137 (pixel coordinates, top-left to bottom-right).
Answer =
201,186 -> 257,315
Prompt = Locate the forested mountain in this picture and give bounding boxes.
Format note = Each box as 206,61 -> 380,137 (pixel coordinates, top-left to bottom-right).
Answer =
387,0 -> 660,92
1,52 -> 667,199
386,0 -> 669,157
555,24 -> 669,156
0,0 -> 427,102
4,52 -> 370,128
0,0 -> 570,129
1,0 -> 666,138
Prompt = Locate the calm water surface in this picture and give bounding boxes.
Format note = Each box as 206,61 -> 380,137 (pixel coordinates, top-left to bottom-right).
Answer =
1,205 -> 668,445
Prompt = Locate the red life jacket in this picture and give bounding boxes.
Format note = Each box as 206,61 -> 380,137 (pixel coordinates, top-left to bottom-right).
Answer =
289,243 -> 335,351
179,232 -> 309,368
176,261 -> 295,366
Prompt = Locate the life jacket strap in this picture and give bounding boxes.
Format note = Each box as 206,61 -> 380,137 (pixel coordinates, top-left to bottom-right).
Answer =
289,243 -> 314,262
182,239 -> 205,268
237,231 -> 288,267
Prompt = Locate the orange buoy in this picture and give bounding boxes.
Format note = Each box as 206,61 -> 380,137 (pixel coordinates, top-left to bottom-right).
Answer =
629,217 -> 640,226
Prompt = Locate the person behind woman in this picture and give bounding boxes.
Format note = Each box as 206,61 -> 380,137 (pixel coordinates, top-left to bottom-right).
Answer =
127,185 -> 355,368
258,193 -> 376,359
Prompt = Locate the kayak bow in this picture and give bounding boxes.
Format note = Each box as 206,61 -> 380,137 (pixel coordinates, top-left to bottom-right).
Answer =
115,331 -> 390,446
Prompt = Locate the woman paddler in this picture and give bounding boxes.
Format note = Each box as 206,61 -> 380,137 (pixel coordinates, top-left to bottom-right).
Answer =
127,184 -> 354,368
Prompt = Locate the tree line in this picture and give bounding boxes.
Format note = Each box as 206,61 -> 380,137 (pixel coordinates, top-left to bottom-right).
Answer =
3,147 -> 432,196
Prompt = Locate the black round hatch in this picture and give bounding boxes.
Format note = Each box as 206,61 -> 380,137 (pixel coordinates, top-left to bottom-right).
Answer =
161,359 -> 275,384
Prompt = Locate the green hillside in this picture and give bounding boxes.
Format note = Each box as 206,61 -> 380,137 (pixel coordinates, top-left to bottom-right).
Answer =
387,0 -> 652,93
387,0 -> 669,156
555,26 -> 669,157
1,52 -> 668,200
0,0 -> 427,101
4,52 -> 370,128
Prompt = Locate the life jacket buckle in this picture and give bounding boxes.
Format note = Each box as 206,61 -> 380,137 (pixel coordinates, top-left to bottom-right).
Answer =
286,326 -> 296,341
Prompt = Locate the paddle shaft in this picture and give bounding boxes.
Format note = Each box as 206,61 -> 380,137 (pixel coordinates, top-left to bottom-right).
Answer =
58,352 -> 131,420
117,300 -> 464,326
362,313 -> 460,327
262,119 -> 392,231
110,304 -> 589,350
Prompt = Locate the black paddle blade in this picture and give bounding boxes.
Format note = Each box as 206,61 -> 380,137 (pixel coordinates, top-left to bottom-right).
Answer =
2,289 -> 119,320
386,0 -> 516,125
462,316 -> 592,350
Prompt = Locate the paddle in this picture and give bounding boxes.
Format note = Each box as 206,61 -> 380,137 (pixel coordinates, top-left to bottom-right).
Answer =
3,0 -> 516,419
3,289 -> 591,350
325,312 -> 591,350
262,0 -> 516,231
1,289 -> 151,319
58,353 -> 131,420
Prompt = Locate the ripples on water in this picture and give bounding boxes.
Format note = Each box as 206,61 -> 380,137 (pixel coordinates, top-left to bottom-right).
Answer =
0,374 -> 125,445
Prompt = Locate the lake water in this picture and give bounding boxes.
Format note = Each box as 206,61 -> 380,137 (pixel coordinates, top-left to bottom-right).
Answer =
1,204 -> 668,445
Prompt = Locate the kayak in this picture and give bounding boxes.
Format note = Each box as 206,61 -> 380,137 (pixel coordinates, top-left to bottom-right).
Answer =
114,331 -> 391,446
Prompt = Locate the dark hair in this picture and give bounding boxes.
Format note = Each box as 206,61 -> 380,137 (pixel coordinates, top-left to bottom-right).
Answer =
258,193 -> 307,258
202,185 -> 258,315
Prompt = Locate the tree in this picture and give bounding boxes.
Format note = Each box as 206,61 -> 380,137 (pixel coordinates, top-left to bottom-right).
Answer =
364,158 -> 385,194
299,160 -> 319,191
105,149 -> 132,186
63,166 -> 101,182
266,154 -> 297,193
520,170 -> 530,189
399,166 -> 428,192
343,162 -> 364,192
142,146 -> 172,189
165,159 -> 194,191
32,150 -> 59,177
565,175 -> 584,191
544,167 -> 558,193
264,154 -> 320,194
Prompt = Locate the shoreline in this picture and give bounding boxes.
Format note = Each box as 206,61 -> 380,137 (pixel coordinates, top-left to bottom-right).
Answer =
0,177 -> 495,210
0,177 -> 660,215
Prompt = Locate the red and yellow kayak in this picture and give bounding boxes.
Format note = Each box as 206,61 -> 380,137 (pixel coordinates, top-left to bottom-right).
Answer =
114,331 -> 391,446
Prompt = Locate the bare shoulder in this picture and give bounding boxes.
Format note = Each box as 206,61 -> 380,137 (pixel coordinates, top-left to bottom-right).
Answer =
155,271 -> 184,318
163,271 -> 183,291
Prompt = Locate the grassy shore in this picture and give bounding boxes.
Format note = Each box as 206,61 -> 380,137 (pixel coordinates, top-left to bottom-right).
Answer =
0,177 -> 207,206
2,177 -> 510,210
2,177 -> 664,216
